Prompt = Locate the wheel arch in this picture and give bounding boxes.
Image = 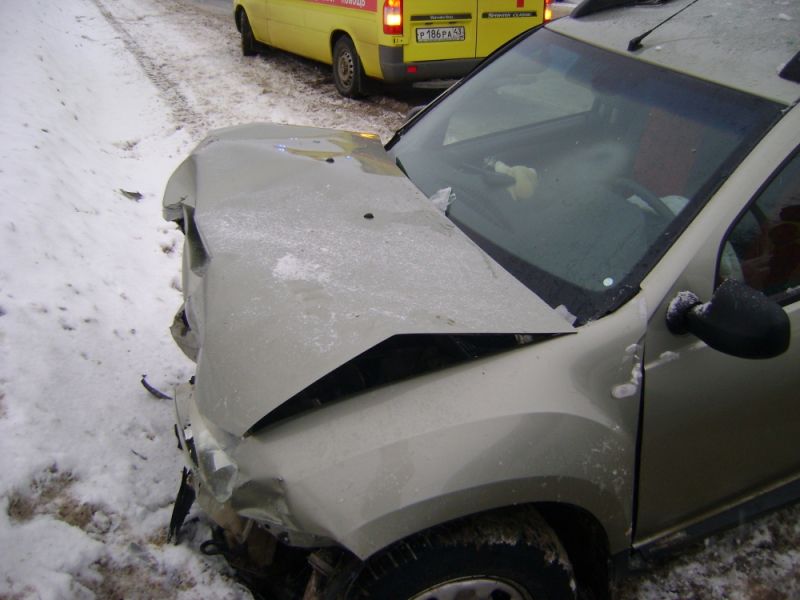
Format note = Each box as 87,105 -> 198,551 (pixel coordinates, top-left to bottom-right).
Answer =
333,502 -> 610,600
329,31 -> 367,96
537,502 -> 613,600
329,29 -> 355,61
336,477 -> 624,563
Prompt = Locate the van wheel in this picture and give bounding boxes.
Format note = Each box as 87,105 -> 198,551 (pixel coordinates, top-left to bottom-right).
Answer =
341,508 -> 576,599
240,12 -> 258,57
333,37 -> 365,98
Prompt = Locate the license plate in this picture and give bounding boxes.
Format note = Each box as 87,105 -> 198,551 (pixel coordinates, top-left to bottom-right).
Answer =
416,26 -> 465,43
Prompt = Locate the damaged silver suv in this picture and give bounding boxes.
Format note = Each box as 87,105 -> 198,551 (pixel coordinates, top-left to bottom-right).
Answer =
163,0 -> 800,597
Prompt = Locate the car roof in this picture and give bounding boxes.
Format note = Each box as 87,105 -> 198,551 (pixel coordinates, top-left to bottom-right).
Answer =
547,0 -> 800,105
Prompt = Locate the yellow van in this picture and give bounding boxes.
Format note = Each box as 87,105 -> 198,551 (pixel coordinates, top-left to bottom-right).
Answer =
233,0 -> 550,97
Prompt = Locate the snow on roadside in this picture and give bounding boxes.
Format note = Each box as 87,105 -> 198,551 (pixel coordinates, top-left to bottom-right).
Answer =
618,502 -> 800,600
90,0 -> 413,141
0,0 -> 421,595
0,1 -> 246,597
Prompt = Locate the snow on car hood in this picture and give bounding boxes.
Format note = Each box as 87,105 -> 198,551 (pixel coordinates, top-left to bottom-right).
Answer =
164,123 -> 573,436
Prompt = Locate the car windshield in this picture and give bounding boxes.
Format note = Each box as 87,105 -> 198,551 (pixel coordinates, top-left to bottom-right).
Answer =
387,29 -> 782,323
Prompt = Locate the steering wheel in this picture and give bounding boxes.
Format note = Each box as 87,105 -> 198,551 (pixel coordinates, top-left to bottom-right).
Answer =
449,164 -> 518,233
608,177 -> 675,221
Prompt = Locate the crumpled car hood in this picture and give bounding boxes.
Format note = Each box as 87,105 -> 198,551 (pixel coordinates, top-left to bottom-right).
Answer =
164,124 -> 573,437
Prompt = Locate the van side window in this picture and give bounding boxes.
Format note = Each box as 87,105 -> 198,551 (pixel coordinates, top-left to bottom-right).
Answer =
720,150 -> 800,300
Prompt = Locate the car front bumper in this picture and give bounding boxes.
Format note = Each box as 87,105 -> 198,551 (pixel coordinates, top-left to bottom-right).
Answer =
169,382 -> 333,551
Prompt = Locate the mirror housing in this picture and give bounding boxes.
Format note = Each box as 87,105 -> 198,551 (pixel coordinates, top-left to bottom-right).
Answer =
666,279 -> 791,359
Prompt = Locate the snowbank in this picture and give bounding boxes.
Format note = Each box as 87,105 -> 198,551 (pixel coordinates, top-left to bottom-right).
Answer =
0,1 -> 244,597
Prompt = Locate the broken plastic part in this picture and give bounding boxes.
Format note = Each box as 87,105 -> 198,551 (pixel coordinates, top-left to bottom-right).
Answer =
168,467 -> 196,544
196,429 -> 239,503
140,374 -> 171,400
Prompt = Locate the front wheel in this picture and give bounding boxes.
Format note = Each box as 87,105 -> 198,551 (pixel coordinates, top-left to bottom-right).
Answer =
343,508 -> 576,600
332,37 -> 365,98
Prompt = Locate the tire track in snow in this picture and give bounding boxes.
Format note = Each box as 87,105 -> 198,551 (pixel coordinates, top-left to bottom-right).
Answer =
91,0 -> 206,135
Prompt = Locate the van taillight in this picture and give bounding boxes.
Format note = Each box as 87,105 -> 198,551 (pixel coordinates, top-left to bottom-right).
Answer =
383,0 -> 403,35
544,0 -> 552,22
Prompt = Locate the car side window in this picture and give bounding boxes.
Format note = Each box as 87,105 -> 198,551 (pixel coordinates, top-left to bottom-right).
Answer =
720,150 -> 800,300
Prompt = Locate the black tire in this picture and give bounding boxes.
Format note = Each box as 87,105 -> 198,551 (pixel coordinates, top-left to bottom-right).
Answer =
240,12 -> 258,57
332,36 -> 365,98
342,507 -> 576,600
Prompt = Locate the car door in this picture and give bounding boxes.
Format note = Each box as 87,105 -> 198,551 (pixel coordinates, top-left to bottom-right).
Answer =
403,0 -> 477,63
635,144 -> 800,546
475,0 -> 543,58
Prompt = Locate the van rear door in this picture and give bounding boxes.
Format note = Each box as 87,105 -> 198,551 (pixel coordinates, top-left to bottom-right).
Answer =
403,0 -> 478,63
476,0 -> 543,57
403,0 -> 541,64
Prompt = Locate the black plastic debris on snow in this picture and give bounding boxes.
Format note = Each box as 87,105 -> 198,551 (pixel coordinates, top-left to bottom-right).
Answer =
141,374 -> 171,400
119,189 -> 143,201
168,467 -> 196,544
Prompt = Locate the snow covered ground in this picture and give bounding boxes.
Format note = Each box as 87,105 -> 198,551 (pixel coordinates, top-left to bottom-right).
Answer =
0,0 -> 797,598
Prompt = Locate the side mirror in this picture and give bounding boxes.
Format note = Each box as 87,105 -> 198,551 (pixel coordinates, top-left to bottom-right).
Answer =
666,279 -> 790,359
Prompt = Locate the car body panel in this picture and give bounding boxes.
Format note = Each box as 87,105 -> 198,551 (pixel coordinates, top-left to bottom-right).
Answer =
163,123 -> 573,437
550,0 -> 800,105
633,104 -> 800,545
475,0 -> 545,57
176,290 -> 645,558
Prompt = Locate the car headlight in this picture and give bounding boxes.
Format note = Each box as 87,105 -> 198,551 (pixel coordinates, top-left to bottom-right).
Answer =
195,426 -> 239,503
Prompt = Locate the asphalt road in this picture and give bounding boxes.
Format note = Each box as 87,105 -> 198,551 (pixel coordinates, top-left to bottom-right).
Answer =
189,0 -> 230,16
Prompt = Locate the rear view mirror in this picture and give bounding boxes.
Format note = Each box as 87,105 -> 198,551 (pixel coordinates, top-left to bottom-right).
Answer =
666,279 -> 791,359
